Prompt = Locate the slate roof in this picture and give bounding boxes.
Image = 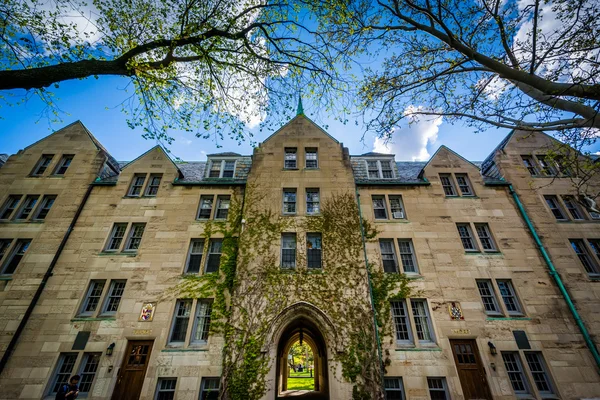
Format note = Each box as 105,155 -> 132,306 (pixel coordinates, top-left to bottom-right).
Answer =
207,152 -> 242,157
0,154 -> 8,168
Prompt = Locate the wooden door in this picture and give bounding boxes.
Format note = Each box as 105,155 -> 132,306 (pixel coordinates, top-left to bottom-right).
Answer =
111,340 -> 154,400
450,339 -> 492,400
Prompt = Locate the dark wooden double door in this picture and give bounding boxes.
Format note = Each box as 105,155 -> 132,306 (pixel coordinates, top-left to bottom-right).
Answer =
450,339 -> 492,400
111,340 -> 154,400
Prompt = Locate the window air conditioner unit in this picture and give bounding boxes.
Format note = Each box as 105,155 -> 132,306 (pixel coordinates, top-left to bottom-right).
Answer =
393,211 -> 404,219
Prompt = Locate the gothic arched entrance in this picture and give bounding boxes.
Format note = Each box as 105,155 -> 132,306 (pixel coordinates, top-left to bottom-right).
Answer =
276,317 -> 329,399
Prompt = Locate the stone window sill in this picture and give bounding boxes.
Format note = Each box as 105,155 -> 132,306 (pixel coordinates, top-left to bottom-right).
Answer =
98,251 -> 138,257
71,317 -> 116,322
486,317 -> 531,321
395,347 -> 442,352
161,347 -> 209,352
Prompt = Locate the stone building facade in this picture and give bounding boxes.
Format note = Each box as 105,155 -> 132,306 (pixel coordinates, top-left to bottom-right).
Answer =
0,115 -> 599,400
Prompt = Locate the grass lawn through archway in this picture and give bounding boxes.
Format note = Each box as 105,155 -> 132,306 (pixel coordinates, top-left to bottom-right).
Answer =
287,370 -> 315,391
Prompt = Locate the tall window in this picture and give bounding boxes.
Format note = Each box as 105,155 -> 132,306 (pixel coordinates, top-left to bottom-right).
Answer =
397,239 -> 418,273
307,233 -> 322,269
544,195 -> 567,220
367,160 -> 394,179
569,239 -> 600,275
31,154 -> 54,176
284,148 -> 297,169
475,223 -> 497,251
281,233 -> 296,268
215,195 -> 230,220
169,299 -> 192,343
379,239 -> 398,273
0,239 -> 11,260
427,377 -> 449,400
128,174 -> 146,196
205,239 -> 222,273
155,378 -> 177,400
411,299 -> 434,343
33,195 -> 56,220
48,353 -> 78,395
521,155 -> 538,176
305,148 -> 318,169
200,378 -> 220,400
106,223 -> 127,251
524,352 -> 555,396
0,195 -> 21,220
476,280 -> 502,316
78,353 -> 101,393
384,377 -> 405,400
79,280 -> 106,316
306,189 -> 320,214
101,280 -> 126,315
145,175 -> 162,196
502,352 -> 531,396
562,195 -> 585,220
53,155 -> 74,175
15,195 -> 39,220
455,174 -> 474,196
587,239 -> 600,263
197,195 -> 214,219
191,300 -> 213,344
1,239 -> 31,274
283,189 -> 297,214
185,239 -> 204,273
439,174 -> 457,196
124,223 -> 146,251
457,223 -> 478,251
389,196 -> 406,219
536,155 -> 557,176
372,195 -> 388,219
497,280 -> 523,315
391,300 -> 412,343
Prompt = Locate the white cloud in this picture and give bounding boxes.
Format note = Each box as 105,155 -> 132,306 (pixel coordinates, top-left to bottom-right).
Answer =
373,106 -> 443,161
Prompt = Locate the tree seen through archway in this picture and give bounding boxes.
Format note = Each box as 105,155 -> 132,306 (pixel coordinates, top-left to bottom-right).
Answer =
287,341 -> 315,391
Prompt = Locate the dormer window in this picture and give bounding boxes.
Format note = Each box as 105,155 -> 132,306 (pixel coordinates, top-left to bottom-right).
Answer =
367,160 -> 395,179
208,160 -> 236,178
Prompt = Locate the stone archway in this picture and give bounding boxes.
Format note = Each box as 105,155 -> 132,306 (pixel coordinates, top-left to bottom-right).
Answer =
276,317 -> 329,400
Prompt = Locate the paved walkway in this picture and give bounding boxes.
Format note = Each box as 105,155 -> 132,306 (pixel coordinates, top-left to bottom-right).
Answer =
278,390 -> 328,400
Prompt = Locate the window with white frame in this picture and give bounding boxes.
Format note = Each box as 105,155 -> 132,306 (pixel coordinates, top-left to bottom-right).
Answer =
305,148 -> 318,169
200,377 -> 220,399
524,352 -> 556,397
281,233 -> 296,268
379,239 -> 398,273
169,299 -> 192,343
475,223 -> 497,251
0,195 -> 22,220
128,174 -> 147,196
101,280 -> 126,315
389,195 -> 406,219
47,353 -> 78,396
215,195 -> 230,220
307,233 -> 322,269
78,353 -> 101,394
391,300 -> 412,344
197,195 -> 214,219
191,300 -> 213,344
562,195 -> 585,220
283,189 -> 297,214
33,195 -> 56,220
544,195 -> 567,220
476,280 -> 502,316
124,223 -> 145,251
457,223 -> 478,251
284,148 -> 297,169
384,377 -> 405,399
372,195 -> 388,219
31,154 -> 54,176
208,159 -> 237,178
78,280 -> 106,316
1,239 -> 31,275
411,299 -> 435,343
205,239 -> 222,273
145,174 -> 162,196
439,174 -> 457,196
455,173 -> 474,196
53,155 -> 73,175
427,377 -> 450,400
185,239 -> 205,273
521,155 -> 539,176
155,378 -> 177,400
569,239 -> 600,276
15,195 -> 39,220
306,189 -> 320,214
497,280 -> 523,315
397,239 -> 418,274
502,352 -> 531,397
366,159 -> 395,179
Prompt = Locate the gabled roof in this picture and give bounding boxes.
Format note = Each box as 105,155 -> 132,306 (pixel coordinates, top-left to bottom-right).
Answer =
420,145 -> 482,172
356,152 -> 395,157
207,152 -> 242,157
119,145 -> 182,177
261,114 -> 340,145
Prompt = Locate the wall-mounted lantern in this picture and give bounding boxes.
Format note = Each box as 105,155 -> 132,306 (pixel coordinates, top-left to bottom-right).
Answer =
487,341 -> 497,356
106,342 -> 116,356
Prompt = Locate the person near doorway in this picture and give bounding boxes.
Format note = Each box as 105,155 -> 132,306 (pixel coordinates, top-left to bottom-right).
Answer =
55,375 -> 80,400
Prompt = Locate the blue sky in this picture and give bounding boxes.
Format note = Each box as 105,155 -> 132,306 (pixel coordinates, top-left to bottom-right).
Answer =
1,75 -> 597,162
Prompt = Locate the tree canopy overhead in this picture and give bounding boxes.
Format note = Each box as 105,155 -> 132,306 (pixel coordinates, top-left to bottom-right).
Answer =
0,0 -> 345,143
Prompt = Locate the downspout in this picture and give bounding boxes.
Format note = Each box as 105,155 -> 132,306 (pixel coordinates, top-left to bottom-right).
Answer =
508,184 -> 600,371
0,183 -> 94,376
354,187 -> 385,390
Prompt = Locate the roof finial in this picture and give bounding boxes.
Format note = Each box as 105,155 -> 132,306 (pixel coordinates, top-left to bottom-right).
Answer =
296,91 -> 304,115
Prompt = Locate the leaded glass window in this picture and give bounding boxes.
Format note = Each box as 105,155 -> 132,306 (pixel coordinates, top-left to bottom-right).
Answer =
455,173 -> 474,196
281,233 -> 296,269
284,148 -> 297,169
306,189 -> 320,214
439,174 -> 457,196
305,148 -> 318,169
283,189 -> 297,214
